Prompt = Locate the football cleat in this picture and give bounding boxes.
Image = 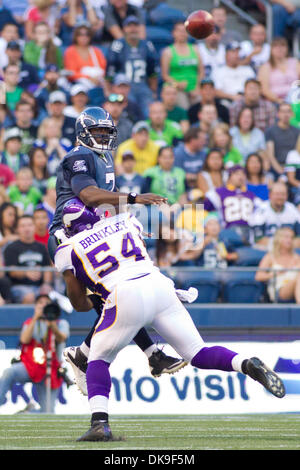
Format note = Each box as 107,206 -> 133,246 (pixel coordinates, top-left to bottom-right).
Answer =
148,349 -> 188,378
242,357 -> 286,398
63,346 -> 88,396
77,421 -> 114,442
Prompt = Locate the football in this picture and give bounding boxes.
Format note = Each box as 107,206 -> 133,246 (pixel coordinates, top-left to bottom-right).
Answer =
184,10 -> 215,40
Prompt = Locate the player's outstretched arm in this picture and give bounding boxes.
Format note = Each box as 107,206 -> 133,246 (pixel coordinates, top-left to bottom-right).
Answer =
63,270 -> 94,312
79,185 -> 168,207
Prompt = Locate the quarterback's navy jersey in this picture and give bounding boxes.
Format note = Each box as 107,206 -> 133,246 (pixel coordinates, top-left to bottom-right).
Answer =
106,38 -> 159,84
50,145 -> 115,234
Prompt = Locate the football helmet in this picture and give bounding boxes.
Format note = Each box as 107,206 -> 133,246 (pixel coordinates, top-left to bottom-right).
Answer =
75,107 -> 117,153
62,197 -> 100,237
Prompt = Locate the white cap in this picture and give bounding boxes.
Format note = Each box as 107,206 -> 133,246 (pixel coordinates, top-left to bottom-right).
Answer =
49,90 -> 67,103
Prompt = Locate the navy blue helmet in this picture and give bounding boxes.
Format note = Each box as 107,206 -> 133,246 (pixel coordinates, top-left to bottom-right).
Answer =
75,107 -> 117,153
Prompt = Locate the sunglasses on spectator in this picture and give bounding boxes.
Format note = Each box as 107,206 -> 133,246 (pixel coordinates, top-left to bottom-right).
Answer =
108,94 -> 125,103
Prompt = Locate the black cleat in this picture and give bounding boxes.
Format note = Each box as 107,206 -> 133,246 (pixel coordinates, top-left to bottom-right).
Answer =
242,357 -> 286,398
77,421 -> 113,442
148,349 -> 188,377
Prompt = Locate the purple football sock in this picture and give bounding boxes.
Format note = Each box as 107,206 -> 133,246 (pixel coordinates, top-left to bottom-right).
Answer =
191,346 -> 238,372
86,359 -> 111,399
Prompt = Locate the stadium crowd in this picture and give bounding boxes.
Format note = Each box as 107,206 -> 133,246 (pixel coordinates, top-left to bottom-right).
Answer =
1,0 -> 300,305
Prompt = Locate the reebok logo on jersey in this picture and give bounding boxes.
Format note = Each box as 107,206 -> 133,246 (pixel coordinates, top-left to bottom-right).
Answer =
73,160 -> 87,172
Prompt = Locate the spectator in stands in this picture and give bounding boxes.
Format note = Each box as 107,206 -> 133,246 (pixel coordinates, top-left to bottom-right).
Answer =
197,25 -> 226,79
270,0 -> 300,38
33,207 -> 49,247
0,294 -> 69,412
210,5 -> 243,45
36,117 -> 72,176
250,181 -> 300,248
28,146 -> 50,195
258,37 -> 300,105
115,151 -> 145,194
174,128 -> 207,190
229,78 -> 277,132
63,24 -> 107,91
209,123 -> 243,168
0,127 -> 29,174
256,227 -> 300,303
0,23 -> 20,70
63,84 -> 89,119
3,215 -> 52,303
147,101 -> 183,147
155,222 -> 196,267
192,103 -> 219,144
0,202 -> 19,254
229,107 -> 267,162
23,21 -> 63,74
114,120 -> 159,175
3,63 -> 24,111
197,148 -> 225,195
0,8 -> 18,35
34,63 -> 69,111
197,212 -> 238,268
239,24 -> 270,73
35,176 -> 56,227
7,167 -> 42,216
1,0 -> 28,30
245,153 -> 270,202
204,165 -> 256,244
211,41 -> 256,104
60,0 -> 104,46
103,93 -> 133,146
102,0 -> 146,43
175,188 -> 206,235
7,100 -> 38,154
142,146 -> 186,206
20,90 -> 47,127
160,21 -> 204,110
46,91 -> 76,145
265,102 -> 300,179
5,40 -> 40,92
188,78 -> 230,126
0,163 -> 15,189
24,0 -> 61,40
110,73 -> 144,123
160,83 -> 189,134
106,15 -> 159,119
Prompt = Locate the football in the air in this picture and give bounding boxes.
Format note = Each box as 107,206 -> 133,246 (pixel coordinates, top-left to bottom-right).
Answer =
184,10 -> 215,40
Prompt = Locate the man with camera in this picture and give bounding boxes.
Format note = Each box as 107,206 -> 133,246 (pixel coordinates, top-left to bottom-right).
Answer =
0,294 -> 70,413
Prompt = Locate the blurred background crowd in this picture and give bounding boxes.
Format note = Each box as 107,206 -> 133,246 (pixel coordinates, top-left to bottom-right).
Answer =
1,0 -> 300,305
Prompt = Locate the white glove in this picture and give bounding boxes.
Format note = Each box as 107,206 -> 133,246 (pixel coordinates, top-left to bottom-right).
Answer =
176,287 -> 198,303
54,228 -> 68,244
49,290 -> 73,314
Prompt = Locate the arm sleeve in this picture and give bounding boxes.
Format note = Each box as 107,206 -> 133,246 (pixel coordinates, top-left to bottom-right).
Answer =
54,244 -> 75,274
62,149 -> 97,195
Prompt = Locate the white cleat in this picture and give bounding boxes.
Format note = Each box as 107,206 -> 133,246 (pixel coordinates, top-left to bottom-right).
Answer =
63,346 -> 88,396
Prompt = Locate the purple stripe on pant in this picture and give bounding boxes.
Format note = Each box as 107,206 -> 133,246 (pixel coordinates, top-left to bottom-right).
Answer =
191,346 -> 237,372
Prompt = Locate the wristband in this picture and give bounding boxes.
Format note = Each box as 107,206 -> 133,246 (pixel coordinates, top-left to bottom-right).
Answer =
127,192 -> 137,204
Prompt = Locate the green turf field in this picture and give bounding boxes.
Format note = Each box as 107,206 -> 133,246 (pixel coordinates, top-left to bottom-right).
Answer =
1,414 -> 300,451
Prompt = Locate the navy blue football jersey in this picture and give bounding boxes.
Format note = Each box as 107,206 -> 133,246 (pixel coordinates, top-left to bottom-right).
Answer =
106,38 -> 159,84
50,145 -> 115,234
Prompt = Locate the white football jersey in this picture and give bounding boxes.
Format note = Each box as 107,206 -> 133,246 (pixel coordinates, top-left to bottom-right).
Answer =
54,212 -> 157,301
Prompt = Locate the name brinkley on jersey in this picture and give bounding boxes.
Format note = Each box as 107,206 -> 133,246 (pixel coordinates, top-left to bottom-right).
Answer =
78,217 -> 131,249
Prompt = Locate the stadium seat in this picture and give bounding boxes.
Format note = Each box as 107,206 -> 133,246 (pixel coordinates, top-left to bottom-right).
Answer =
146,26 -> 173,54
146,3 -> 186,32
222,270 -> 264,303
176,270 -> 221,303
234,246 -> 267,266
